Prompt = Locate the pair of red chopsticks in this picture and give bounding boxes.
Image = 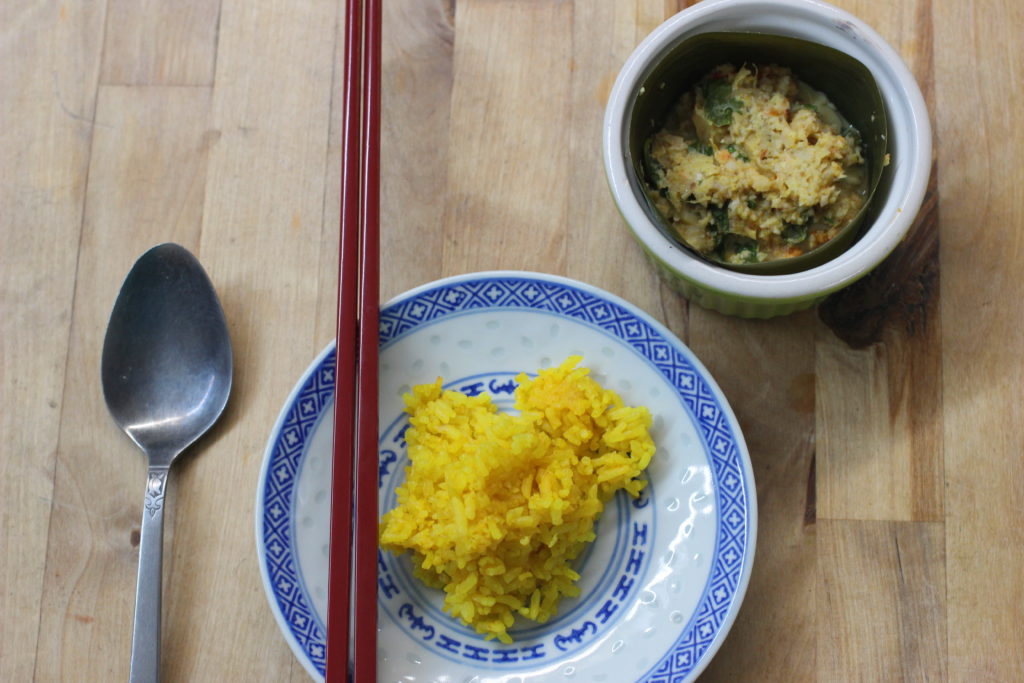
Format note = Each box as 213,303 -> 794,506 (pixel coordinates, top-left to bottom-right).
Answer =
327,0 -> 381,680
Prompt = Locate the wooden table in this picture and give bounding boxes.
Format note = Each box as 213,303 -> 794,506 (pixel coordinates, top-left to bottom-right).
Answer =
3,0 -> 1022,680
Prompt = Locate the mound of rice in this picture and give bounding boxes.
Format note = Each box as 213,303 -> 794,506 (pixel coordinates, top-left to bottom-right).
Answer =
379,356 -> 655,643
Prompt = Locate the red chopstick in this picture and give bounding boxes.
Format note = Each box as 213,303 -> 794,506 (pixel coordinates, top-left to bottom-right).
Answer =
326,0 -> 380,680
353,0 -> 381,678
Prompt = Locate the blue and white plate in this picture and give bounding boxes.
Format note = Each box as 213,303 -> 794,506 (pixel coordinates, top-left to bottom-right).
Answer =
256,272 -> 756,682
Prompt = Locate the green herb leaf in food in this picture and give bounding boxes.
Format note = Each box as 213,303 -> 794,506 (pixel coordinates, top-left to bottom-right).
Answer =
688,141 -> 713,156
719,233 -> 759,264
702,79 -> 744,127
707,205 -> 730,243
782,222 -> 809,245
642,138 -> 666,185
726,144 -> 750,162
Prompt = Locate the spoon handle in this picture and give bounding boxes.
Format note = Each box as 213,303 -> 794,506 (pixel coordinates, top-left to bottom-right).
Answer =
129,466 -> 169,683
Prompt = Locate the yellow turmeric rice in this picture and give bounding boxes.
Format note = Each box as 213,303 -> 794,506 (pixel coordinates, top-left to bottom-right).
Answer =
379,356 -> 655,643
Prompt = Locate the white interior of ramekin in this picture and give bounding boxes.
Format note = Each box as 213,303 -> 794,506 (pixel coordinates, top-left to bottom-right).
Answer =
603,0 -> 931,301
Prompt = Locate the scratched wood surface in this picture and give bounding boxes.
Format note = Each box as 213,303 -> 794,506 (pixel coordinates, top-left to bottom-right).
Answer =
2,0 -> 1022,680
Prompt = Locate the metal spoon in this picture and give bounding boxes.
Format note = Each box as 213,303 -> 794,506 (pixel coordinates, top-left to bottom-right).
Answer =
101,243 -> 233,683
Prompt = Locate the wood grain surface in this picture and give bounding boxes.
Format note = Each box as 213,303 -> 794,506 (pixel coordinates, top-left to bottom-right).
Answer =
2,0 -> 1022,680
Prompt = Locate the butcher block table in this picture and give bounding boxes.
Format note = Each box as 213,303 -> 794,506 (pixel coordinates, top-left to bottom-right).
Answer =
3,0 -> 1022,680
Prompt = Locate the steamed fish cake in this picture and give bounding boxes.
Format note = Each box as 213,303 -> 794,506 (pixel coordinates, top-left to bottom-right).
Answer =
645,63 -> 869,264
378,357 -> 655,644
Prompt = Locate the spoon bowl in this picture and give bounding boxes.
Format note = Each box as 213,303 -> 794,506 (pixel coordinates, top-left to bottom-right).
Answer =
102,243 -> 232,682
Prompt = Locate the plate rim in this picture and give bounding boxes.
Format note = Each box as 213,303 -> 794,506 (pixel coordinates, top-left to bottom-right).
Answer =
255,270 -> 758,682
255,340 -> 335,683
